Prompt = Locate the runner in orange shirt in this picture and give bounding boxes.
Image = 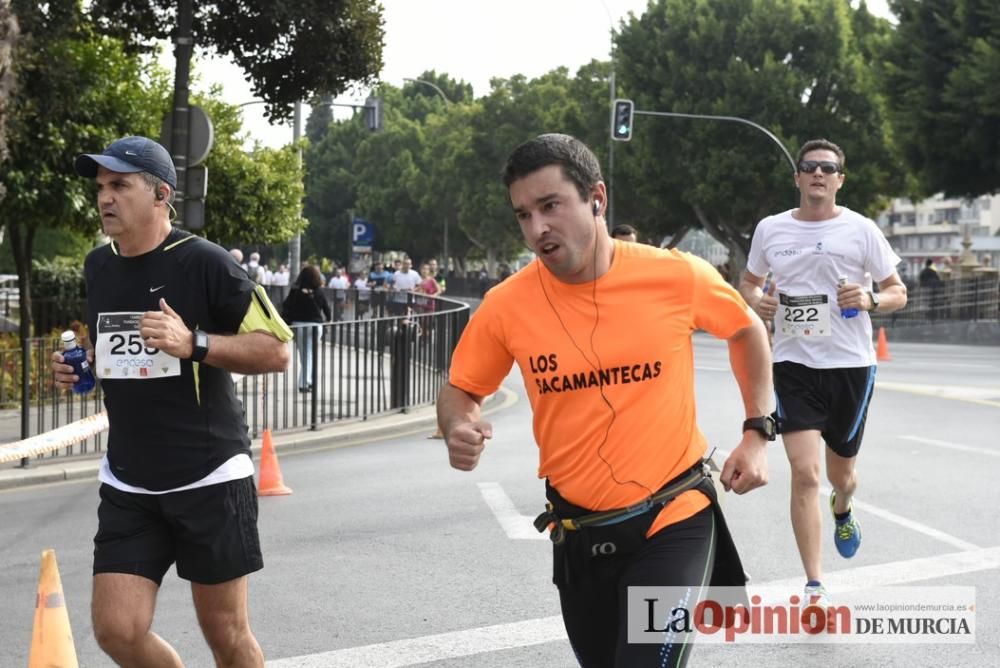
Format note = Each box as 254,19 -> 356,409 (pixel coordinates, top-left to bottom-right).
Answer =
437,134 -> 774,667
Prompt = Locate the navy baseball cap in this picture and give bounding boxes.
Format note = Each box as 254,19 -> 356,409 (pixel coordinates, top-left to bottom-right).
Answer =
74,136 -> 177,189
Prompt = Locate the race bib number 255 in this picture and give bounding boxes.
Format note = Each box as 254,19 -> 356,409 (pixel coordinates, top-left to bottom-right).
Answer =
95,312 -> 181,379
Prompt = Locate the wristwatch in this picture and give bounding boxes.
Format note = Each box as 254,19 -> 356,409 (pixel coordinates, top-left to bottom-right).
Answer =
742,415 -> 777,441
866,291 -> 880,312
189,329 -> 210,362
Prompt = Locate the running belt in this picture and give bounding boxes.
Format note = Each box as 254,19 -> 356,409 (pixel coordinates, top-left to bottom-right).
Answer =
533,460 -> 711,546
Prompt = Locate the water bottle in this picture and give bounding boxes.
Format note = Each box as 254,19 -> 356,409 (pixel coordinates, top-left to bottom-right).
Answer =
60,330 -> 96,393
838,276 -> 858,319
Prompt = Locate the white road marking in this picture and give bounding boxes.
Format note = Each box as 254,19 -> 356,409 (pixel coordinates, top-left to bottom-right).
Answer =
762,545 -> 1000,593
711,449 -> 978,551
899,435 -> 999,458
265,546 -> 1000,667
266,615 -> 566,668
875,381 -> 1000,408
818,484 -> 980,552
477,482 -> 548,540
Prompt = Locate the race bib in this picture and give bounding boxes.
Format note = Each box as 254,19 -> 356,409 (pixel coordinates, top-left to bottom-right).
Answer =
95,312 -> 182,379
777,293 -> 831,337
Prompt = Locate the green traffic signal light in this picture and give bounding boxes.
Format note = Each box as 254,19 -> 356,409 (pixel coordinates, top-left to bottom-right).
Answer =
612,99 -> 634,141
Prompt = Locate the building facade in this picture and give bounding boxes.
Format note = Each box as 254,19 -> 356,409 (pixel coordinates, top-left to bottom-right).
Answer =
877,193 -> 1000,281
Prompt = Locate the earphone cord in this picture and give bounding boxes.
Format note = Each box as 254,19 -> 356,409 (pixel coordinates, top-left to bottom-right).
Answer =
535,212 -> 652,497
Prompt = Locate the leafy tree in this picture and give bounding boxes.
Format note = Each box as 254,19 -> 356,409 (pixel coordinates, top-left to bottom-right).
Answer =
305,95 -> 334,146
882,0 -> 1000,197
304,67 -> 614,275
0,0 -> 15,208
0,0 -> 169,338
88,0 -> 385,120
614,0 -> 902,277
353,106 -> 429,255
192,92 -> 306,245
302,111 -> 369,264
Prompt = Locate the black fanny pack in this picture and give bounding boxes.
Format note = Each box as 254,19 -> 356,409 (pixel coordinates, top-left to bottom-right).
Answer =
538,460 -> 748,598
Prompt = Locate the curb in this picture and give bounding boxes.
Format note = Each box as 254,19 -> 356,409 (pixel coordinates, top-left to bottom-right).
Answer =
0,385 -> 519,492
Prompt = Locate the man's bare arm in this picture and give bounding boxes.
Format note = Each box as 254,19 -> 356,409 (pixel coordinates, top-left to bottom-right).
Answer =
719,312 -> 773,494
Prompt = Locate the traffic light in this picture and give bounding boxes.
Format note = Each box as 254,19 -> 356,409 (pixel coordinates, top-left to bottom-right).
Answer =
364,96 -> 383,132
611,99 -> 634,141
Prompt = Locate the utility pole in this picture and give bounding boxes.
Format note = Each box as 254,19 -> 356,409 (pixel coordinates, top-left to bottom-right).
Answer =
169,0 -> 193,226
290,101 -> 302,276
403,78 -> 452,264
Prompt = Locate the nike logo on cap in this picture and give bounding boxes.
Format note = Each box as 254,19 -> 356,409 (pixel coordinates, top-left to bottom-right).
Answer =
149,285 -> 166,293
125,150 -> 139,156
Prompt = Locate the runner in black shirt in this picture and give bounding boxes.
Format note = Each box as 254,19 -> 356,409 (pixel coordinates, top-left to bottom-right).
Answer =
52,136 -> 291,667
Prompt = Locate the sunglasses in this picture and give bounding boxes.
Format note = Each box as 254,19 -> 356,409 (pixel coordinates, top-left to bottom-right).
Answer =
798,160 -> 841,174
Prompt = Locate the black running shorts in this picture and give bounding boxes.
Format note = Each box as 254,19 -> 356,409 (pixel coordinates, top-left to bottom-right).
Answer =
93,476 -> 263,585
773,361 -> 876,458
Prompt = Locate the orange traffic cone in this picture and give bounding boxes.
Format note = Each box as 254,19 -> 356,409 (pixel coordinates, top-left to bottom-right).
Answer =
876,327 -> 892,361
29,549 -> 79,668
257,429 -> 292,496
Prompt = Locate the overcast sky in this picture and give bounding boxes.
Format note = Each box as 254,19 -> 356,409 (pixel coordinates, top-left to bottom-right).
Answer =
186,0 -> 892,149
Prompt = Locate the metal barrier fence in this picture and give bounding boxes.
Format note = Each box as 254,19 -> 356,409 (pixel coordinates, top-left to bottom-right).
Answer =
2,294 -> 468,467
872,275 -> 999,327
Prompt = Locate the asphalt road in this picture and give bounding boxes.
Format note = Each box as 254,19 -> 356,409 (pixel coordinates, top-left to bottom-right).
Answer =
1,336 -> 997,667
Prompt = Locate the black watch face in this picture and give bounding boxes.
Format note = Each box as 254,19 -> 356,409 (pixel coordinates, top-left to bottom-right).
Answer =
745,417 -> 775,439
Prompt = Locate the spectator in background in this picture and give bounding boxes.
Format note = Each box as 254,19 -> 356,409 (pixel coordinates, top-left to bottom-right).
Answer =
272,264 -> 290,287
246,252 -> 266,284
229,248 -> 244,266
428,258 -> 447,295
611,224 -> 638,243
918,258 -> 942,289
327,266 -> 350,321
281,265 -> 331,392
415,262 -> 440,313
918,258 -> 943,321
389,257 -> 421,316
354,273 -> 371,318
369,261 -> 393,288
498,263 -> 512,282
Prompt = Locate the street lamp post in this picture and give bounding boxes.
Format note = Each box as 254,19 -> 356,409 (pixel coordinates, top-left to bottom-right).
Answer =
403,78 -> 452,106
403,78 -> 454,270
634,108 -> 797,176
598,0 -> 617,229
238,97 -> 379,274
235,99 -> 303,273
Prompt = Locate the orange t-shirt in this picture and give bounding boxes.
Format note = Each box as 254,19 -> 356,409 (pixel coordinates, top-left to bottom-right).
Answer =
449,241 -> 753,535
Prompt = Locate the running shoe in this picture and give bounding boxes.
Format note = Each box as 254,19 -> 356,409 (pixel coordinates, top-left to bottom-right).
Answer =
803,581 -> 831,609
830,491 -> 862,558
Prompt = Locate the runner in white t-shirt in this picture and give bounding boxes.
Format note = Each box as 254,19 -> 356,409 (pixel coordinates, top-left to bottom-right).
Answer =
389,257 -> 421,315
739,138 -> 908,610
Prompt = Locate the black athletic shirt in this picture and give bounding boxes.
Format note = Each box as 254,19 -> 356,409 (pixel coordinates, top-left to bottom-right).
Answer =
85,229 -> 259,490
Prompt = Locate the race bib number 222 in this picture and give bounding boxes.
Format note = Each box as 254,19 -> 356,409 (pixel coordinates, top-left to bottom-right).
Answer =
777,294 -> 831,337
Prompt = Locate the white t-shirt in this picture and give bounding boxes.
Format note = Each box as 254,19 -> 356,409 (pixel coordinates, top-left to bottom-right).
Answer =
392,269 -> 421,290
746,207 -> 901,368
328,275 -> 349,289
354,277 -> 370,299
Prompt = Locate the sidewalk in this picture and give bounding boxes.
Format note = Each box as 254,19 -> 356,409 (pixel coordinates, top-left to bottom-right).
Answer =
0,386 -> 516,492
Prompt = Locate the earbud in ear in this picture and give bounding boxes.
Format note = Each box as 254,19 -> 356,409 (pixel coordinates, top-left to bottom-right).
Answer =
156,191 -> 165,201
593,201 -> 601,216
